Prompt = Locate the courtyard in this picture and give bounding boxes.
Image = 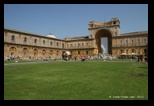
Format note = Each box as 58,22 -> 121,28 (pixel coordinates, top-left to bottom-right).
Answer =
4,59 -> 148,100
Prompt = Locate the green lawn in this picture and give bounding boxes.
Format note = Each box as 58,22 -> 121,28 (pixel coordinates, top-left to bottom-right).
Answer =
4,60 -> 148,100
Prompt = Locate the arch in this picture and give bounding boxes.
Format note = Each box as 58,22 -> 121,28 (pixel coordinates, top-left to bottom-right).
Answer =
125,48 -> 129,55
42,49 -> 46,54
94,28 -> 114,38
9,46 -> 17,58
117,48 -> 125,55
33,48 -> 38,59
131,48 -> 136,53
94,28 -> 113,54
22,48 -> 29,58
50,49 -> 53,57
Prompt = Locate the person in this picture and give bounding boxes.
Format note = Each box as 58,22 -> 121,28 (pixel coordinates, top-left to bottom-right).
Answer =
144,56 -> 148,63
135,56 -> 138,62
81,56 -> 85,61
130,57 -> 132,62
74,56 -> 76,61
144,56 -> 148,68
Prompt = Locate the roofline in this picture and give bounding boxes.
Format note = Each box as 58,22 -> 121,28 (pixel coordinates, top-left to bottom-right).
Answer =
71,35 -> 88,38
4,27 -> 64,41
121,31 -> 148,35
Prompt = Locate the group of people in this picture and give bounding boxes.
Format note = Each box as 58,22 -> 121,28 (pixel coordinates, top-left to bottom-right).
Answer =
131,55 -> 148,63
5,55 -> 15,61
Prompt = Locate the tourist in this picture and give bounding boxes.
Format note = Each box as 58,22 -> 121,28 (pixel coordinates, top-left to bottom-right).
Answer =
130,57 -> 132,62
135,56 -> 138,62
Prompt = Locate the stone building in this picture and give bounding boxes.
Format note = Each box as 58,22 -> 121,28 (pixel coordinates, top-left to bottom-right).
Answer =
4,18 -> 148,60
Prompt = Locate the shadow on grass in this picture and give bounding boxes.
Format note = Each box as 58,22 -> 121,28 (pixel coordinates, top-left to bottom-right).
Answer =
138,67 -> 148,69
130,73 -> 147,77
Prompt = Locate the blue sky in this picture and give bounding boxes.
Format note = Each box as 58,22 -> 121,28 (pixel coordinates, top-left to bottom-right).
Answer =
4,4 -> 148,39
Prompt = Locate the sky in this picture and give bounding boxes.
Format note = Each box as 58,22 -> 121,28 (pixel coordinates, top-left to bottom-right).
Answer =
4,4 -> 148,39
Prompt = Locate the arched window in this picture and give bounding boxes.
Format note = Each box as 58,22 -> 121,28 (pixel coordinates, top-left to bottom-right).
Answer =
43,40 -> 45,44
24,37 -> 27,42
34,39 -> 37,43
62,43 -> 64,48
70,44 -> 73,47
50,50 -> 53,55
11,35 -> 15,42
50,41 -> 52,45
126,40 -> 128,44
57,42 -> 59,46
144,39 -> 146,43
132,40 -> 134,44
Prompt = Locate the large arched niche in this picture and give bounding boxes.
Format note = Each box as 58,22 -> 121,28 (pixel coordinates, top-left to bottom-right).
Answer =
94,29 -> 113,54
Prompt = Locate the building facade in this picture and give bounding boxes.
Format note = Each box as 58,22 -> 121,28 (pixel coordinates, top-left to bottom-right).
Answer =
4,18 -> 148,60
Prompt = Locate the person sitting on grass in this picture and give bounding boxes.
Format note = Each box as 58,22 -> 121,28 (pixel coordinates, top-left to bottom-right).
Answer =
81,56 -> 86,62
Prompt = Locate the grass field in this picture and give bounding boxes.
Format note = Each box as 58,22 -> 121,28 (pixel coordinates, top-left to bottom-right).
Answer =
4,59 -> 148,100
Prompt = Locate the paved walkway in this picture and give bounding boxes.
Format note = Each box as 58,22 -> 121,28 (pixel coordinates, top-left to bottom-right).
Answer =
4,60 -> 133,66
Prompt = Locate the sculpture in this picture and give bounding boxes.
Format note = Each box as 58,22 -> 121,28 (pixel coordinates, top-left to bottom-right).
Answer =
62,51 -> 72,61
